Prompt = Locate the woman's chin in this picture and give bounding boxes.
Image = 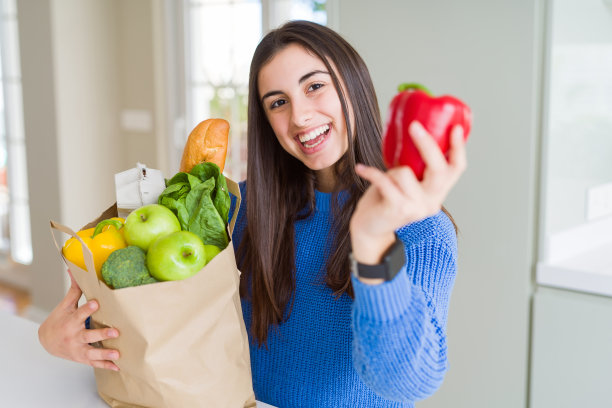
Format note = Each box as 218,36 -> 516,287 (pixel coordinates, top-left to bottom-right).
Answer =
302,151 -> 346,174
291,137 -> 349,173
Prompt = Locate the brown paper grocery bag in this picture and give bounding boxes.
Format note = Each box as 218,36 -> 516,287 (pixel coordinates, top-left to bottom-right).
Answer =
51,178 -> 256,408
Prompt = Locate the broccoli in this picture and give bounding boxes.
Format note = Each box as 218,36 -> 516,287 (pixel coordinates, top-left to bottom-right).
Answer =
101,246 -> 158,289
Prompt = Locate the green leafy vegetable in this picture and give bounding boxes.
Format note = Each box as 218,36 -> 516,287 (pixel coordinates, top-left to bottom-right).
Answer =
158,162 -> 230,249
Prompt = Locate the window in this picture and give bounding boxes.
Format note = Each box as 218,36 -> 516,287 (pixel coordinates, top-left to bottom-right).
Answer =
0,0 -> 32,266
536,0 -> 612,296
179,0 -> 328,181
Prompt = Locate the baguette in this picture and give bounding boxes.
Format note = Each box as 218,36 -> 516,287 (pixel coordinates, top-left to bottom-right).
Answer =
179,118 -> 230,173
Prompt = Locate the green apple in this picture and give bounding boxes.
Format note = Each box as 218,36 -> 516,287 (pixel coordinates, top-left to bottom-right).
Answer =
147,231 -> 207,281
124,204 -> 181,252
203,244 -> 222,263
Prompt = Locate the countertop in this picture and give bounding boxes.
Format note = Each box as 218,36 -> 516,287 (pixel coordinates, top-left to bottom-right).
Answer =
0,310 -> 273,407
537,217 -> 612,297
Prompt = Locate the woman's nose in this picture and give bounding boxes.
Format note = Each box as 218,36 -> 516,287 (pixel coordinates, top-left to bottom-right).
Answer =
291,99 -> 313,127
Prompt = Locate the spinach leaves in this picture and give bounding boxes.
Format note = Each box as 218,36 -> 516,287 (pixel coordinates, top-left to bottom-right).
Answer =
158,162 -> 230,249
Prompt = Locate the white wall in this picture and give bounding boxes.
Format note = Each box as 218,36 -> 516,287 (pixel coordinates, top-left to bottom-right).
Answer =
16,0 -> 162,314
118,0 -> 165,173
51,0 -> 123,228
337,1 -> 544,406
17,0 -> 64,312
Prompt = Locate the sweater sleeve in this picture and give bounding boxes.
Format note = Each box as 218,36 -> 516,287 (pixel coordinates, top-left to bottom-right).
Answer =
351,212 -> 457,402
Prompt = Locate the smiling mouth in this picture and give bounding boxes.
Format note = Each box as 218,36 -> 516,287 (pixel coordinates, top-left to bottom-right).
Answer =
298,124 -> 330,148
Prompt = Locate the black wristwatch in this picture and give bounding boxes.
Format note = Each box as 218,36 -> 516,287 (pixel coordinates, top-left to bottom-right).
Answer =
349,235 -> 406,281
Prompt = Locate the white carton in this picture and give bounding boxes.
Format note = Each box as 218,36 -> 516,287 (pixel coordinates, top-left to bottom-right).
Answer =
115,163 -> 166,218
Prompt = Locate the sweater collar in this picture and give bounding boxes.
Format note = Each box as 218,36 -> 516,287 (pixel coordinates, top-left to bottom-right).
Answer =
314,189 -> 349,212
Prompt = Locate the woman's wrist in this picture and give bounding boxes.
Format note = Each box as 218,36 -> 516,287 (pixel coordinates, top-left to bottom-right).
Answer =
350,231 -> 396,265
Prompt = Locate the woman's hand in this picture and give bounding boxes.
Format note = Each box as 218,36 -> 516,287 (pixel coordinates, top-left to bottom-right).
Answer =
350,120 -> 467,268
38,270 -> 121,371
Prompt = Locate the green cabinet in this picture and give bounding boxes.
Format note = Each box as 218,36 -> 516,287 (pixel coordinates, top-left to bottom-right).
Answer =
530,287 -> 612,407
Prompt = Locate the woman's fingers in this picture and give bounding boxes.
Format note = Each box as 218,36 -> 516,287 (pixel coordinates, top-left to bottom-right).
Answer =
409,121 -> 448,173
80,327 -> 119,344
409,122 -> 467,201
386,166 -> 420,195
448,124 -> 467,174
60,273 -> 83,310
66,268 -> 77,286
77,331 -> 121,371
85,345 -> 120,363
90,359 -> 120,371
356,161 -> 421,202
81,345 -> 120,371
351,122 -> 468,242
38,274 -> 122,372
88,360 -> 119,371
410,121 -> 467,181
355,163 -> 403,202
76,299 -> 98,323
356,163 -> 427,206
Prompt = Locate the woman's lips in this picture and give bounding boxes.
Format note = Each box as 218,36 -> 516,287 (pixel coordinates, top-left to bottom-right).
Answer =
298,123 -> 330,144
296,124 -> 331,153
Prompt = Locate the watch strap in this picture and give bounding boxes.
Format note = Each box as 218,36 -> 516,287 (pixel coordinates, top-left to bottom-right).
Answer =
350,236 -> 406,281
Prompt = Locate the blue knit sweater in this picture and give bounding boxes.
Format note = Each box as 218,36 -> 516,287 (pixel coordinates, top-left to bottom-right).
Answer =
231,182 -> 457,407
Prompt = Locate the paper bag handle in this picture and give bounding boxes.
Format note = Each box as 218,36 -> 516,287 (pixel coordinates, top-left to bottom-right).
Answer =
225,178 -> 241,234
50,220 -> 97,276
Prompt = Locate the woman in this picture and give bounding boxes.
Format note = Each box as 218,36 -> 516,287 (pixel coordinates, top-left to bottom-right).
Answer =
39,21 -> 466,407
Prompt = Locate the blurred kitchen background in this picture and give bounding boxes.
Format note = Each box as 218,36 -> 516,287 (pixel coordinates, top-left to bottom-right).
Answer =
1,0 -> 611,407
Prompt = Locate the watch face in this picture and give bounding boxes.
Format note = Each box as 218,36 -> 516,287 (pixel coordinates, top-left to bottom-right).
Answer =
350,237 -> 406,281
385,238 -> 406,281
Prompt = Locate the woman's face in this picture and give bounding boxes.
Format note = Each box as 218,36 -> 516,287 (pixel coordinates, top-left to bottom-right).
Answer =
258,44 -> 352,178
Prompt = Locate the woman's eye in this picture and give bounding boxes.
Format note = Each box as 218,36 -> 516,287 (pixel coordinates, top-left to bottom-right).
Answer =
308,83 -> 324,92
270,99 -> 287,109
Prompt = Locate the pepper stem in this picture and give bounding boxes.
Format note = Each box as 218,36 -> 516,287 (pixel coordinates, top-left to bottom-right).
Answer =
397,83 -> 432,95
93,219 -> 123,237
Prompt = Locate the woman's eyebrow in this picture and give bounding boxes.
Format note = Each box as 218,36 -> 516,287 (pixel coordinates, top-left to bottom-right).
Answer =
261,70 -> 331,102
298,69 -> 330,84
261,90 -> 282,102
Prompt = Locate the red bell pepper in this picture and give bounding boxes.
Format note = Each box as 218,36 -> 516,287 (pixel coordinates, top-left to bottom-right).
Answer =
382,83 -> 472,180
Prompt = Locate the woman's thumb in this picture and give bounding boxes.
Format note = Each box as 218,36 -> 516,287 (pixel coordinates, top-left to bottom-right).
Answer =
63,269 -> 83,306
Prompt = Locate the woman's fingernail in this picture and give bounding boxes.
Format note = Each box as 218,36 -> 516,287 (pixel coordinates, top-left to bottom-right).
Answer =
355,163 -> 364,171
410,121 -> 425,138
109,352 -> 119,360
88,301 -> 97,310
453,126 -> 464,142
107,329 -> 118,338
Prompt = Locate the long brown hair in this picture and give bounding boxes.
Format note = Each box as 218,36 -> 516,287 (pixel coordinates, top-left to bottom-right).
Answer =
237,20 -> 452,345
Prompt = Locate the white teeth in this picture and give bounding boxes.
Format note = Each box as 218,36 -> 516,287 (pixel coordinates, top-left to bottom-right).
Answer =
303,138 -> 325,148
299,124 -> 329,143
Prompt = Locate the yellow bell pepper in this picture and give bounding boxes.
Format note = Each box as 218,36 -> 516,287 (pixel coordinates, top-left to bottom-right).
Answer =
62,218 -> 127,280
62,228 -> 95,272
